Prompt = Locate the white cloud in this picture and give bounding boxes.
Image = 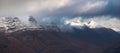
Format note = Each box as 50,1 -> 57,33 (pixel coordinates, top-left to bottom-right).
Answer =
0,0 -> 109,17
0,0 -> 72,16
25,0 -> 71,12
78,1 -> 108,14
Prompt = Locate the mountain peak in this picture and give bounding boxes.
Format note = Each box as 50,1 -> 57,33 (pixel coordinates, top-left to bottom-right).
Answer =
0,17 -> 25,32
28,16 -> 39,28
86,20 -> 98,28
0,16 -> 43,32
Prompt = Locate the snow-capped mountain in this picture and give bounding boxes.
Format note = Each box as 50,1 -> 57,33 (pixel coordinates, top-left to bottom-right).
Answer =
28,16 -> 40,28
0,17 -> 24,32
64,18 -> 99,28
0,16 -> 120,33
0,22 -> 120,53
0,16 -> 43,32
64,18 -> 120,32
0,16 -> 61,32
0,17 -> 120,53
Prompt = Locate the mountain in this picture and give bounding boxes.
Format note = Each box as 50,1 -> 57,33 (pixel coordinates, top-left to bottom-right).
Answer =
0,29 -> 101,53
0,16 -> 44,32
104,42 -> 120,53
0,17 -> 25,32
0,16 -> 120,53
65,18 -> 120,32
0,25 -> 120,53
65,26 -> 120,46
28,16 -> 40,28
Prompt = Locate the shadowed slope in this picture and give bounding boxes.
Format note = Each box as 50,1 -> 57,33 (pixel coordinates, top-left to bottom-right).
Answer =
0,27 -> 120,53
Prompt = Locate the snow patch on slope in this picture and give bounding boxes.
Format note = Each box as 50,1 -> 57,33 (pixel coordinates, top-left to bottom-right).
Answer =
64,16 -> 120,32
0,16 -> 42,32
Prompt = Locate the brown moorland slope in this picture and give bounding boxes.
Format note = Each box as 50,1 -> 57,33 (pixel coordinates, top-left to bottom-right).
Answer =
0,28 -> 120,53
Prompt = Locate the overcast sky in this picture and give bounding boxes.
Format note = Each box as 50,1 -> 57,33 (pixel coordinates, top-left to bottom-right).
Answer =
0,0 -> 120,17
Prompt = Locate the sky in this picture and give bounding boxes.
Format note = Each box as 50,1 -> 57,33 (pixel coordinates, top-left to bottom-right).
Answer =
0,0 -> 120,17
0,0 -> 120,32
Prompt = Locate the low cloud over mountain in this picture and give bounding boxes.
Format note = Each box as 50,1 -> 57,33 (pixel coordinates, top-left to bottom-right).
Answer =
0,0 -> 120,53
0,0 -> 120,31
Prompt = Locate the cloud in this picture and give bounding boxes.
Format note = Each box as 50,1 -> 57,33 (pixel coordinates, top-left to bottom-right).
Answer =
35,0 -> 109,17
0,0 -> 72,16
0,0 -> 120,17
76,1 -> 108,15
32,0 -> 119,17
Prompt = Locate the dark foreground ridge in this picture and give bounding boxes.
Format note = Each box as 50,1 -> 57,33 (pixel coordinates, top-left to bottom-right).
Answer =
0,27 -> 120,53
